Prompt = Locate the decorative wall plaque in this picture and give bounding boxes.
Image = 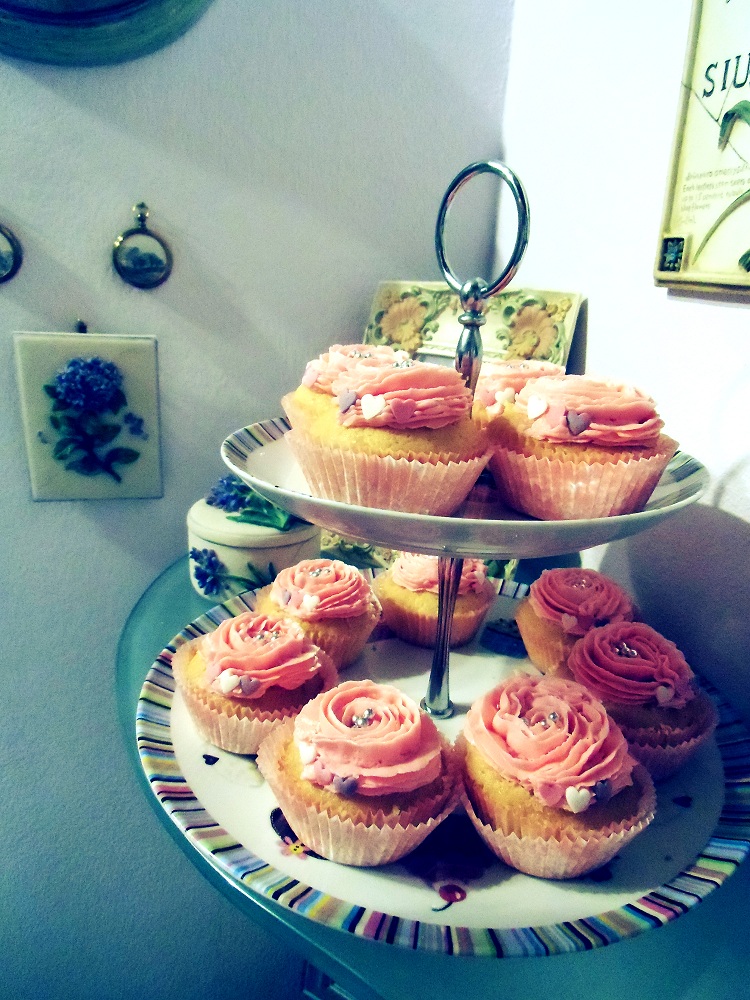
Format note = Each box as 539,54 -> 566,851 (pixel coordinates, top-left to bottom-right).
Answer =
655,0 -> 750,291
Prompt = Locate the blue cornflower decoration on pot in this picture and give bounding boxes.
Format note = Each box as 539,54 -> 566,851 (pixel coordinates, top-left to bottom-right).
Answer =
205,473 -> 301,531
190,547 -> 227,596
43,356 -> 145,483
189,546 -> 277,597
206,474 -> 252,513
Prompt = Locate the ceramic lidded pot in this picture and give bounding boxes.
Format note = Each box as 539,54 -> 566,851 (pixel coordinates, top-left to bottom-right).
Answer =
187,475 -> 321,601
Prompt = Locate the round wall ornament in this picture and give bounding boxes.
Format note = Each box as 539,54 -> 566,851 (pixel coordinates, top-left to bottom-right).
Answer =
113,202 -> 173,290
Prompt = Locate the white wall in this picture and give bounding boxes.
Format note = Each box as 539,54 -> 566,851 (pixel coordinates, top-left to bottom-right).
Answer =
501,1 -> 750,725
0,3 -> 513,998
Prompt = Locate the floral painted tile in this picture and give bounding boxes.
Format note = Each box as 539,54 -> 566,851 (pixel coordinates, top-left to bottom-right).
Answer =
13,332 -> 162,500
363,281 -> 584,368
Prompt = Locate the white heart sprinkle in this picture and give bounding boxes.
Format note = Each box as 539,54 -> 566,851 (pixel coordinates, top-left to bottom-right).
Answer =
565,786 -> 592,814
496,387 -> 516,406
301,593 -> 320,612
218,671 -> 241,694
360,393 -> 385,420
526,394 -> 548,420
298,742 -> 316,765
655,685 -> 674,705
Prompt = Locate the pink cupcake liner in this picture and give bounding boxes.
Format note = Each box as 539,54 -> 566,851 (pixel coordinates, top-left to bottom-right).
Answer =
460,764 -> 656,880
257,719 -> 460,867
488,445 -> 675,521
620,696 -> 719,781
286,430 -> 490,516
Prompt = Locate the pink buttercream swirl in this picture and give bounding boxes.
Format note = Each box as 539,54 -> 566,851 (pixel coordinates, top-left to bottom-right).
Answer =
567,621 -> 695,709
294,680 -> 443,796
516,374 -> 664,446
475,360 -> 564,413
270,558 -> 380,620
201,612 -> 328,699
464,674 -> 635,812
301,343 -> 409,394
528,568 -> 635,637
332,358 -> 473,430
390,552 -> 491,596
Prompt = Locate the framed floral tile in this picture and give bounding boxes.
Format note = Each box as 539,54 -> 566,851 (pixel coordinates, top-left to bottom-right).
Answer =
363,281 -> 583,368
13,332 -> 163,500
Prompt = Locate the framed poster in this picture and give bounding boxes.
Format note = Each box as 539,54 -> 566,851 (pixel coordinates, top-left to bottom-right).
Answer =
655,0 -> 750,291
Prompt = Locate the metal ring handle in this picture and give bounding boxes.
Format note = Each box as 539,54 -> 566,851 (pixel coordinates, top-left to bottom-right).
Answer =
435,160 -> 530,298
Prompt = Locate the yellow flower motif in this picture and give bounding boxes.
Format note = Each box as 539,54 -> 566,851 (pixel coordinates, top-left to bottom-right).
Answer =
379,296 -> 428,353
505,304 -> 558,360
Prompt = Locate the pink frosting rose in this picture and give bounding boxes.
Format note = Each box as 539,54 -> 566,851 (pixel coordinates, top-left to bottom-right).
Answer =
201,612 -> 331,699
567,621 -> 695,709
301,343 -> 409,394
475,359 -> 564,413
528,567 -> 636,637
390,551 -> 491,596
464,674 -> 635,812
294,679 -> 443,796
269,558 -> 380,620
515,374 -> 664,447
331,358 -> 473,430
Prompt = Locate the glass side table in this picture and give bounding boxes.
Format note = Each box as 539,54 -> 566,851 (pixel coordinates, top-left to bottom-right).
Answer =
117,556 -> 750,1000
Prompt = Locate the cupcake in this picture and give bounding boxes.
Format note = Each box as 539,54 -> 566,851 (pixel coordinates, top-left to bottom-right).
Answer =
172,611 -> 338,755
256,679 -> 459,866
282,349 -> 491,515
253,557 -> 382,669
487,374 -> 678,520
372,551 -> 497,648
459,673 -> 656,879
474,359 -> 565,425
566,620 -> 719,781
515,567 -> 636,675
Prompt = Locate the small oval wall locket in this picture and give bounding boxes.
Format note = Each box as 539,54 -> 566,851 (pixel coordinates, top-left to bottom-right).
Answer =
113,202 -> 173,289
0,222 -> 23,283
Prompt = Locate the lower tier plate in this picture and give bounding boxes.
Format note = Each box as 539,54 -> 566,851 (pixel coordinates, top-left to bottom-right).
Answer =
135,586 -> 750,958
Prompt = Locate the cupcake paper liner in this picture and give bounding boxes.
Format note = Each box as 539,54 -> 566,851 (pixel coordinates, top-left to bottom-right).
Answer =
619,695 -> 720,781
513,600 -> 577,676
286,429 -> 490,516
488,445 -> 674,521
460,764 -> 657,880
176,676 -> 292,755
373,590 -> 495,649
257,719 -> 460,867
172,643 -> 338,756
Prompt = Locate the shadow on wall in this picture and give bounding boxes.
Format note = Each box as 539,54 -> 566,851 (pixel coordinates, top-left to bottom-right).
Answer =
600,500 -> 750,727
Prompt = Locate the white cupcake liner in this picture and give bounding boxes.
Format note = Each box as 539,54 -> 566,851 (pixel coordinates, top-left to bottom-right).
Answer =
257,719 -> 460,867
488,445 -> 674,521
286,430 -> 490,516
460,764 -> 656,880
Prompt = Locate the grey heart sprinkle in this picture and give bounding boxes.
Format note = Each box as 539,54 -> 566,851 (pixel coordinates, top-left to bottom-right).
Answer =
337,389 -> 357,413
566,410 -> 592,435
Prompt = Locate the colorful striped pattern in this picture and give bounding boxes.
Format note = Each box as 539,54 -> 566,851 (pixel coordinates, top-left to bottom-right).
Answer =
136,598 -> 749,958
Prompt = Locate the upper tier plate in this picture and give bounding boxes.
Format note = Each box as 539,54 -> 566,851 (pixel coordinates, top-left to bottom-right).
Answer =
221,419 -> 708,559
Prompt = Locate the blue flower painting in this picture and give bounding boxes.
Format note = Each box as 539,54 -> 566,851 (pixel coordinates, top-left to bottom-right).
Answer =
43,356 -> 144,483
14,332 -> 162,501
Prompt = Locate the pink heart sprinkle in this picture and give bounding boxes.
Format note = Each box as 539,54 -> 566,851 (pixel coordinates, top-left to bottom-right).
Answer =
566,410 -> 592,436
390,398 -> 417,424
560,613 -> 579,634
313,760 -> 333,785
